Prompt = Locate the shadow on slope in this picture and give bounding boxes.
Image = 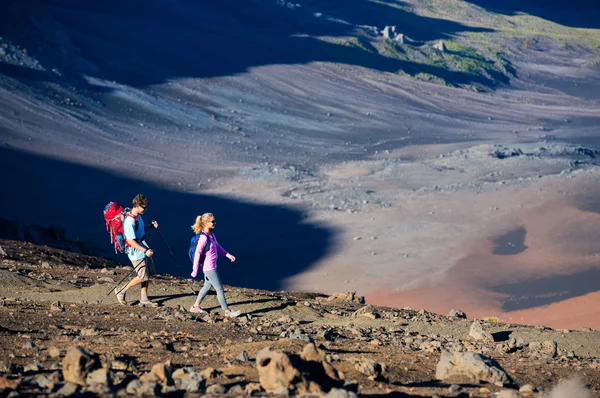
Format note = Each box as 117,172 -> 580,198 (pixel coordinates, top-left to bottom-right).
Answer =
0,0 -> 497,89
493,267 -> 600,311
0,147 -> 335,291
464,0 -> 600,29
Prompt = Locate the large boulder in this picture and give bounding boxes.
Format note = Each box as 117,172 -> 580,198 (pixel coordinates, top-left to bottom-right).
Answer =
256,345 -> 344,394
61,346 -> 101,386
436,350 -> 512,385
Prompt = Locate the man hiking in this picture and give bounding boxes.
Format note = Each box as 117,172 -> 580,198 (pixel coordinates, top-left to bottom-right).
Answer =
116,194 -> 159,307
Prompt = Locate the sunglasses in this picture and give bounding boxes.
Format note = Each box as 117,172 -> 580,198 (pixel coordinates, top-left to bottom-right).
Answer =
209,220 -> 216,224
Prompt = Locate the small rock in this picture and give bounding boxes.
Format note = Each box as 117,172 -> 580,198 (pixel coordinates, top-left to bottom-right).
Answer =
24,360 -> 43,373
326,388 -> 359,398
355,358 -> 386,380
497,389 -> 520,398
448,309 -> 467,319
55,382 -> 80,397
236,350 -> 250,362
206,383 -> 226,394
48,347 -> 61,358
519,384 -> 536,393
126,379 -> 160,396
448,384 -> 462,393
80,328 -> 98,337
469,321 -> 494,342
62,346 -> 101,386
86,368 -> 112,387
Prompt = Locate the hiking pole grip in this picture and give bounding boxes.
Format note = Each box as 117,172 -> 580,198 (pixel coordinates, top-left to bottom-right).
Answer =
155,228 -> 196,295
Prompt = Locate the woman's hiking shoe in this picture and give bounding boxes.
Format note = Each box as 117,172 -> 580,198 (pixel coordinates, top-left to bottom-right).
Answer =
189,306 -> 207,314
116,291 -> 127,305
138,300 -> 159,307
225,309 -> 241,318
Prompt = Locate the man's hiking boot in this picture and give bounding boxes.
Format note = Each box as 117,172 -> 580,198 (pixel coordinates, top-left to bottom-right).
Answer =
189,306 -> 207,314
116,291 -> 127,305
139,300 -> 159,308
225,309 -> 241,318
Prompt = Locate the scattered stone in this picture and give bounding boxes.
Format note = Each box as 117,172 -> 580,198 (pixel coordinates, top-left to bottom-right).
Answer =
109,360 -> 128,371
519,384 -> 536,393
469,321 -> 494,342
79,328 -> 98,337
180,371 -> 206,393
140,361 -> 173,385
244,382 -> 263,395
542,340 -> 558,358
50,301 -> 65,312
206,383 -> 226,394
351,305 -> 379,319
301,343 -> 325,363
433,40 -> 446,52
256,345 -> 343,394
326,388 -> 359,398
236,350 -> 250,362
328,292 -> 365,304
0,376 -> 20,390
497,389 -> 520,397
27,374 -> 52,389
354,358 -> 386,380
0,361 -> 17,374
62,346 -> 101,386
22,341 -> 37,350
48,347 -> 61,358
96,277 -> 115,284
228,384 -> 244,395
55,381 -> 80,397
277,315 -> 294,323
200,367 -> 221,379
126,379 -> 160,396
0,246 -> 7,256
24,360 -> 43,373
448,309 -> 467,319
86,368 -> 112,387
448,384 -> 462,393
436,350 -> 512,385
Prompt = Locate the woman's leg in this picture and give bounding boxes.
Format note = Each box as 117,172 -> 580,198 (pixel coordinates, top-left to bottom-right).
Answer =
194,273 -> 213,307
204,270 -> 228,310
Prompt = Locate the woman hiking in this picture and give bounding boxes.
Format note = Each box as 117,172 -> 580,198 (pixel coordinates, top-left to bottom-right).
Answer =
189,213 -> 241,317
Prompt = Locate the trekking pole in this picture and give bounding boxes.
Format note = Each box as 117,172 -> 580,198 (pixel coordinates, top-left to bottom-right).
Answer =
98,266 -> 137,304
155,228 -> 196,295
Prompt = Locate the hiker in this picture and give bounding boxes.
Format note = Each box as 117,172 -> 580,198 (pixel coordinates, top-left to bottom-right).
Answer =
189,213 -> 240,317
116,194 -> 159,307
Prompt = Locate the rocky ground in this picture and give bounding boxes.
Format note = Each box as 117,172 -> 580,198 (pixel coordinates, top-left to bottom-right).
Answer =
1,0 -> 600,365
1,238 -> 599,397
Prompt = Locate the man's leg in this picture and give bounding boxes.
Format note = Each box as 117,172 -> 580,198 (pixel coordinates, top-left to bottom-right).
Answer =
116,258 -> 148,304
140,281 -> 150,302
138,257 -> 157,306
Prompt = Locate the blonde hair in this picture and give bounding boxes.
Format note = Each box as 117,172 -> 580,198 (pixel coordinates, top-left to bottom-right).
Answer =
191,213 -> 214,234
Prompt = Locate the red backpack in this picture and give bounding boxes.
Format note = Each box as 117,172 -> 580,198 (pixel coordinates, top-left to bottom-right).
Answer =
103,202 -> 138,253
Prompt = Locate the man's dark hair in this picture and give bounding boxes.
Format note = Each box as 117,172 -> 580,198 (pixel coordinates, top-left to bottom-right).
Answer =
132,194 -> 149,208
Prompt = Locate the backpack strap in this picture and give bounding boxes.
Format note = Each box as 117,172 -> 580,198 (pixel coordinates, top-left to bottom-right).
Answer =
124,213 -> 140,248
125,213 -> 139,231
199,231 -> 211,253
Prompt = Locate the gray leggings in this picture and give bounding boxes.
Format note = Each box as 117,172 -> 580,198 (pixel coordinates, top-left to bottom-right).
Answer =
195,269 -> 228,310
